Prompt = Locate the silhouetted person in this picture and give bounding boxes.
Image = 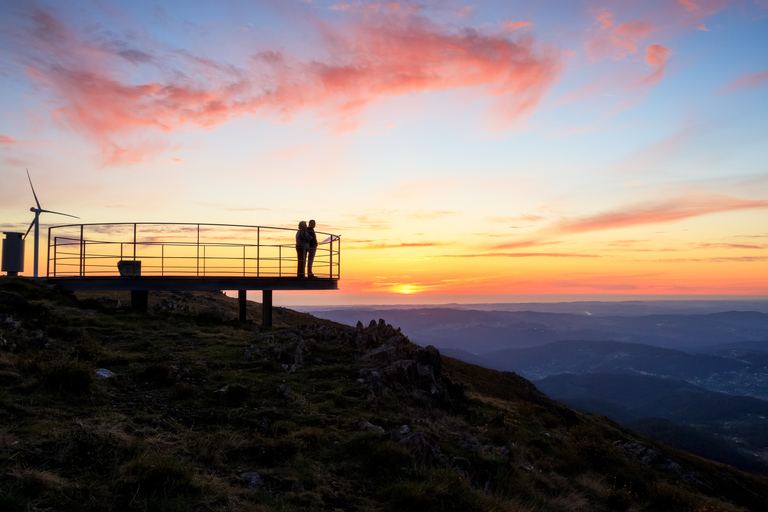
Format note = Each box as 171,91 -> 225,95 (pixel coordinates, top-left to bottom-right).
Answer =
307,219 -> 318,278
295,221 -> 310,277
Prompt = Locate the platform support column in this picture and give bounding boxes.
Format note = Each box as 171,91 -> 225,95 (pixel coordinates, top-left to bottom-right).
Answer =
238,290 -> 247,323
262,290 -> 273,328
131,290 -> 148,312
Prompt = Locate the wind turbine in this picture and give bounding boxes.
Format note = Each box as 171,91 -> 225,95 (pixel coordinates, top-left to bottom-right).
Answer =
24,169 -> 79,277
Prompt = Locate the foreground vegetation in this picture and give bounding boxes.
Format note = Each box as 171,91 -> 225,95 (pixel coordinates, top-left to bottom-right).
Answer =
1,278 -> 767,511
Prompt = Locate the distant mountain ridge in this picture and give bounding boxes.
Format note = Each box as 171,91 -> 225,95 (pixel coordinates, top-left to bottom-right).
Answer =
310,307 -> 768,352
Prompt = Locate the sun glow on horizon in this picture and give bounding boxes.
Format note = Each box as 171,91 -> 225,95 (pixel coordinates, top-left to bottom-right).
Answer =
0,0 -> 766,301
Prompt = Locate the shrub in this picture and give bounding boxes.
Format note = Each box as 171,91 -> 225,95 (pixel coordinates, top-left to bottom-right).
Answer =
123,449 -> 196,496
39,357 -> 93,395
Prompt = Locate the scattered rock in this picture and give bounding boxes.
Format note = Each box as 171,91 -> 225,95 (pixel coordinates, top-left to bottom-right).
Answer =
275,384 -> 293,401
356,418 -> 384,433
240,471 -> 264,492
94,368 -> 116,379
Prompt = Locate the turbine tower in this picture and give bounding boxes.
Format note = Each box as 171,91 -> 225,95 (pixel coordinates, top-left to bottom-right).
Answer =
24,169 -> 79,277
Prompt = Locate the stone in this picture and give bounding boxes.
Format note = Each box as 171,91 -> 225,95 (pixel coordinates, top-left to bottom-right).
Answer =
356,418 -> 384,433
240,471 -> 264,492
94,368 -> 116,379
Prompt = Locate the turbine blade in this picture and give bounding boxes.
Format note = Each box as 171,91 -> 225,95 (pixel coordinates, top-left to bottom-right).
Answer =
26,168 -> 41,210
39,209 -> 80,219
24,218 -> 36,239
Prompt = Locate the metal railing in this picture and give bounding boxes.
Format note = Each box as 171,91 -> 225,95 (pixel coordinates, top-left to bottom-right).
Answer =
47,223 -> 340,279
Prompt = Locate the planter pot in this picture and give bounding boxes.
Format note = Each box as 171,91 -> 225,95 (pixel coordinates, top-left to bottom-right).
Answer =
117,260 -> 141,277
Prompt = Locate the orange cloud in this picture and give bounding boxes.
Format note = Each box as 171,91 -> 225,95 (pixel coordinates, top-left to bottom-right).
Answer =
587,10 -> 657,61
645,44 -> 671,66
553,195 -> 768,234
0,134 -> 20,145
720,70 -> 768,93
680,0 -> 700,11
360,241 -> 448,249
16,5 -> 562,165
596,10 -> 613,30
503,21 -> 533,31
442,252 -> 600,258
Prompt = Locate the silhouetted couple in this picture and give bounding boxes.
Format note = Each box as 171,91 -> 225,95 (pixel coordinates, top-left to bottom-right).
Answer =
295,220 -> 318,278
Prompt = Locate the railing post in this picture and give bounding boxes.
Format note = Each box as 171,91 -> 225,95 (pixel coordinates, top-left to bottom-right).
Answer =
256,227 -> 260,277
52,236 -> 57,277
243,245 -> 246,277
329,237 -> 333,279
80,225 -> 84,277
133,223 -> 137,261
161,245 -> 164,276
203,245 -> 206,276
46,227 -> 51,277
196,224 -> 200,277
279,246 -> 282,277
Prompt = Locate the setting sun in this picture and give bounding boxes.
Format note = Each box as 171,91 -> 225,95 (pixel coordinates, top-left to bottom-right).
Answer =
1,0 -> 766,303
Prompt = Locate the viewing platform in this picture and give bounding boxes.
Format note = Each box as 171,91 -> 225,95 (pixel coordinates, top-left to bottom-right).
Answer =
43,222 -> 340,326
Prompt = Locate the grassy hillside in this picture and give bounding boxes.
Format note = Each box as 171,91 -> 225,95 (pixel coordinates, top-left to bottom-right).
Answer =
1,278 -> 768,511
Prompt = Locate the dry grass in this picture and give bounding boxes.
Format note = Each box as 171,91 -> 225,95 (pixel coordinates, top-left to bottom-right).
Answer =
1,278 -> 768,511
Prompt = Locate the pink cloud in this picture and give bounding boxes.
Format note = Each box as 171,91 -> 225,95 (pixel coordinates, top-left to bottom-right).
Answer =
586,9 -> 657,61
553,195 -> 768,234
720,70 -> 768,93
502,21 -> 533,31
697,24 -> 709,31
442,252 -> 600,258
680,0 -> 700,11
645,44 -> 671,66
457,6 -> 473,17
0,134 -> 20,145
678,0 -> 733,20
596,10 -> 613,30
13,5 -> 562,165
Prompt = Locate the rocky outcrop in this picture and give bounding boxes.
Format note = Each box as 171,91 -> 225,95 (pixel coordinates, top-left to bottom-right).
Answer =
354,319 -> 462,408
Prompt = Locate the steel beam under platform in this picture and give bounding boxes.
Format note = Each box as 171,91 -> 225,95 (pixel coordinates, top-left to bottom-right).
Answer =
47,276 -> 337,328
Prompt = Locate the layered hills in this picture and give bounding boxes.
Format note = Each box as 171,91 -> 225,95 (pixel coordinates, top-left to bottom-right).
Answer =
1,279 -> 768,511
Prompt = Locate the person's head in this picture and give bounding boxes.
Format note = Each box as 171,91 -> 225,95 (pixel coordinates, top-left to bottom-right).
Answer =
298,221 -> 307,230
309,219 -> 316,228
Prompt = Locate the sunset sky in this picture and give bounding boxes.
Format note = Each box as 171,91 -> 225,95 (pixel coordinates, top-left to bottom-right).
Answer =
1,0 -> 767,303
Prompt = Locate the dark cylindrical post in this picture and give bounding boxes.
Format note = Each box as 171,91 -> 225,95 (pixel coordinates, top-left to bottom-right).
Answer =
133,223 -> 137,261
256,227 -> 260,277
131,290 -> 148,312
262,290 -> 273,328
238,290 -> 247,323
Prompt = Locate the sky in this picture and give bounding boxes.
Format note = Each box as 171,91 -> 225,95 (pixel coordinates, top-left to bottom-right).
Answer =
1,0 -> 767,304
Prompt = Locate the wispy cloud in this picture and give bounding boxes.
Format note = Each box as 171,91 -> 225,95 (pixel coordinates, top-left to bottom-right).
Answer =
358,241 -> 449,250
659,256 -> 768,263
491,238 -> 558,250
11,4 -> 562,165
0,134 -> 22,145
502,21 -> 533,32
720,70 -> 768,93
441,252 -> 600,258
697,243 -> 766,250
552,195 -> 768,234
